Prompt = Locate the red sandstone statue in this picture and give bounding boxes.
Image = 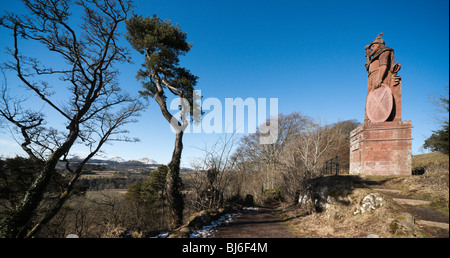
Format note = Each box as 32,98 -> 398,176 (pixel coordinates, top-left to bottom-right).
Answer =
350,34 -> 412,176
364,33 -> 402,123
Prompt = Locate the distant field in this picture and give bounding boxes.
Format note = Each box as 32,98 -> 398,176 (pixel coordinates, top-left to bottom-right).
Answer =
85,189 -> 128,198
81,170 -> 127,179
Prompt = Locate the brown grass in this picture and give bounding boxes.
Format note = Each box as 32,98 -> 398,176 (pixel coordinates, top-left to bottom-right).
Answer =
385,164 -> 449,218
384,152 -> 449,217
412,151 -> 449,171
280,188 -> 409,238
278,165 -> 449,238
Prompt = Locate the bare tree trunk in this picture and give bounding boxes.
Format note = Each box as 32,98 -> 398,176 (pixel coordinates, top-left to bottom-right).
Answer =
152,87 -> 187,228
166,131 -> 185,227
0,165 -> 53,238
0,0 -> 137,238
0,132 -> 77,238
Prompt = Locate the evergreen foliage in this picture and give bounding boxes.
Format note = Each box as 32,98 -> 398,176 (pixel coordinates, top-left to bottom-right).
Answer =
424,89 -> 449,155
126,14 -> 199,227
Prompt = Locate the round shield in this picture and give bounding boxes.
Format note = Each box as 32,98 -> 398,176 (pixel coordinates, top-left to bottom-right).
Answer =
366,84 -> 393,123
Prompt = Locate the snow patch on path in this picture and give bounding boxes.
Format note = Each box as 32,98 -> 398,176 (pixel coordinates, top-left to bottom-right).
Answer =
190,207 -> 260,238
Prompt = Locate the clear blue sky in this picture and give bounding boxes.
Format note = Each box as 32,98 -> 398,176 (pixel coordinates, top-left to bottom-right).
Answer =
0,0 -> 449,166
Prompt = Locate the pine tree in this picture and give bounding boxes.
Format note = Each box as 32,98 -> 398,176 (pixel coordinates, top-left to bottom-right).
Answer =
126,15 -> 199,227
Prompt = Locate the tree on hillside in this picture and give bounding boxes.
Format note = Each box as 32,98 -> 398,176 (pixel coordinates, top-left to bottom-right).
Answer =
233,113 -> 359,203
0,0 -> 142,238
125,15 -> 199,227
232,113 -> 313,201
326,119 -> 361,171
127,165 -> 169,204
424,86 -> 449,155
188,133 -> 239,210
0,156 -> 87,221
0,157 -> 43,210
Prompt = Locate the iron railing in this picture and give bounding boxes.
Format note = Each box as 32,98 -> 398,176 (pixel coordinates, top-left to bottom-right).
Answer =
322,155 -> 339,175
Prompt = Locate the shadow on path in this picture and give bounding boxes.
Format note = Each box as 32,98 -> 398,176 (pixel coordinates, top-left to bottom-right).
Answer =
212,207 -> 296,238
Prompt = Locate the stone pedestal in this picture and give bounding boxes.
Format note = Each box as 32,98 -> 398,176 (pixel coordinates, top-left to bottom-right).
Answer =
349,121 -> 412,176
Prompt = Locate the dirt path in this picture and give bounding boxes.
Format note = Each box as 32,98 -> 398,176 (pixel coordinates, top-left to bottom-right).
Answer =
206,176 -> 448,238
374,187 -> 448,224
369,179 -> 449,238
211,207 -> 296,238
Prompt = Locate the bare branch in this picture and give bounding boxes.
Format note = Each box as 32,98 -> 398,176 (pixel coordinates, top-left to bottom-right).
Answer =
0,0 -> 140,238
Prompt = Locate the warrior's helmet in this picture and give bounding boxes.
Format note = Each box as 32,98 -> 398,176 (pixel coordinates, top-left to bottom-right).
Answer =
370,33 -> 385,46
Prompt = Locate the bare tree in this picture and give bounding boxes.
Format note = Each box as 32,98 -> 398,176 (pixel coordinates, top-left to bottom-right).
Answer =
279,118 -> 360,203
231,113 -> 310,202
0,0 -> 143,238
325,120 -> 361,172
294,121 -> 335,175
233,113 -> 353,204
188,133 -> 239,210
279,119 -> 335,203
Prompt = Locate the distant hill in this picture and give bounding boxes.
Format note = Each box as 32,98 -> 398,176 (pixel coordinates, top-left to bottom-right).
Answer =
108,156 -> 159,164
56,156 -> 161,172
109,156 -> 127,163
129,158 -> 159,165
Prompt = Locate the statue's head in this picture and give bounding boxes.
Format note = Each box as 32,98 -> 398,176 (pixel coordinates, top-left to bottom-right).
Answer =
369,33 -> 385,50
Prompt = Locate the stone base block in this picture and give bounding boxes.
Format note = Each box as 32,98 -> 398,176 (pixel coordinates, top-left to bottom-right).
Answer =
349,121 -> 412,176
